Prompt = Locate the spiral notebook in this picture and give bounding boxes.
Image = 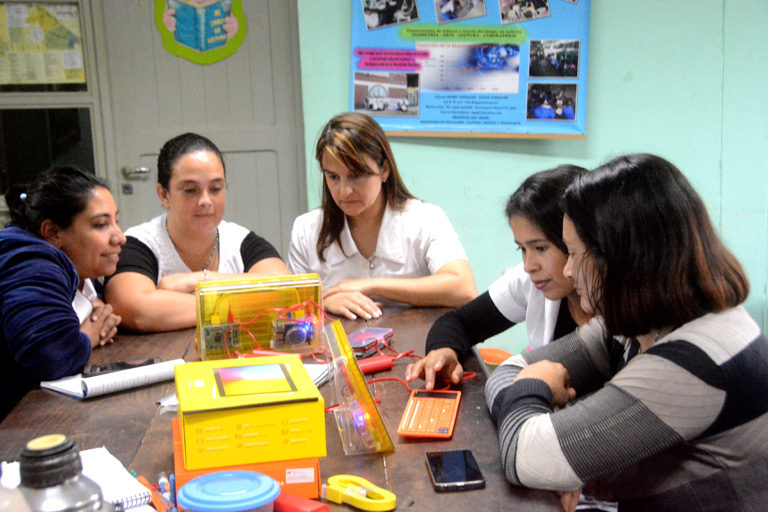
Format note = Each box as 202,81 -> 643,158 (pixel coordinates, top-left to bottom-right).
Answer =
40,359 -> 185,399
1,446 -> 152,510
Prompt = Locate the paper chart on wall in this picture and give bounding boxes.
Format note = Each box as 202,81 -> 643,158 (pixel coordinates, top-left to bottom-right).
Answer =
0,2 -> 86,85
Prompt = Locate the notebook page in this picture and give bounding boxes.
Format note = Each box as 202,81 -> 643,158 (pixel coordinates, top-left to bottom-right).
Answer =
41,359 -> 185,399
82,359 -> 184,397
79,447 -> 151,509
2,447 -> 151,510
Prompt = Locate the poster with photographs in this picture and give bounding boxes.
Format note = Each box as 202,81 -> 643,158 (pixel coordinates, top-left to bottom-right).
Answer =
352,0 -> 589,137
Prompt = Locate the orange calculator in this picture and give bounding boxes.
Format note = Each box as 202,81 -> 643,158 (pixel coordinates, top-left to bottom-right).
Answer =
397,389 -> 461,439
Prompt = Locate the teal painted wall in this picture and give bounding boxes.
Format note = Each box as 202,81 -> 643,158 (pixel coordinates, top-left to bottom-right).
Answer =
297,1 -> 768,353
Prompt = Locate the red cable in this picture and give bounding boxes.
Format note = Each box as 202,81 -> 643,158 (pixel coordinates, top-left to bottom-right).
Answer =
221,300 -> 329,358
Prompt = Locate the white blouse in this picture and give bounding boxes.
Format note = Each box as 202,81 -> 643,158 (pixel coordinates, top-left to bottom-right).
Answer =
488,263 -> 563,350
123,213 -> 252,283
72,278 -> 97,324
288,199 -> 468,288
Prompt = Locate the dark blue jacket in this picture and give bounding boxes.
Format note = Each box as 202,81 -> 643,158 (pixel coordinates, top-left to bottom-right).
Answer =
0,225 -> 91,420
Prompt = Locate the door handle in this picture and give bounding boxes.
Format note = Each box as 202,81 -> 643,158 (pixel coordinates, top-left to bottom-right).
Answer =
121,166 -> 151,180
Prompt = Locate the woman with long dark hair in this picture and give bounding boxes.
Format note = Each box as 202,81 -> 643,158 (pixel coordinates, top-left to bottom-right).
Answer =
485,154 -> 766,511
289,113 -> 476,319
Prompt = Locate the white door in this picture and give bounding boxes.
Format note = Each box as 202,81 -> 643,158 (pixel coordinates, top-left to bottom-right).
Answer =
91,0 -> 305,256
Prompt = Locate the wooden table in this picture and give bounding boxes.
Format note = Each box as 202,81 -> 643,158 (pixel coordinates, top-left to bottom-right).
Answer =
0,306 -> 560,511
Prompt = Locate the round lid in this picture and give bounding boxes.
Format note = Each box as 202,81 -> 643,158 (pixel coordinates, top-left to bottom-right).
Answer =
26,434 -> 68,451
177,471 -> 280,512
19,434 -> 81,488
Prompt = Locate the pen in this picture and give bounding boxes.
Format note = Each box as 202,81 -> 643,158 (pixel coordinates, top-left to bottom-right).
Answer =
137,474 -> 171,512
169,473 -> 176,508
158,472 -> 171,502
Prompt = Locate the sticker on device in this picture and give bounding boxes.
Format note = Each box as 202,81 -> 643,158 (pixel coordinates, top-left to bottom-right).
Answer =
286,468 -> 315,483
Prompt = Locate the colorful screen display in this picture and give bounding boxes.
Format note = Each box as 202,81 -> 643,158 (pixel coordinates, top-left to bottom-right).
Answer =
214,363 -> 296,397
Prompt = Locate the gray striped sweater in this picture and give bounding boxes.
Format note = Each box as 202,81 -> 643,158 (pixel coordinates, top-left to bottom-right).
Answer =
485,306 -> 768,511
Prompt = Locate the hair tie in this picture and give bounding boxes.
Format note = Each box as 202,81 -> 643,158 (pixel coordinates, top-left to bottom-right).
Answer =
19,192 -> 26,201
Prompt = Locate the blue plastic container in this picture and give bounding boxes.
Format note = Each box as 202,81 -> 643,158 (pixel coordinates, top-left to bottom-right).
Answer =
177,471 -> 280,512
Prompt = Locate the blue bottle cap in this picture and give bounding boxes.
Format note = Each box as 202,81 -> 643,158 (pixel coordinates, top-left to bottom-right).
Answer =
177,471 -> 280,512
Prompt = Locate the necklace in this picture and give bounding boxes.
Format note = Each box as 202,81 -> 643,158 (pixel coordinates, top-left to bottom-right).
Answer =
166,221 -> 219,271
201,230 -> 219,270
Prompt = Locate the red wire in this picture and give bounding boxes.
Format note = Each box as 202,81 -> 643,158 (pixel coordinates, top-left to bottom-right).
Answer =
366,376 -> 414,392
323,356 -> 477,410
366,372 -> 476,392
221,300 -> 329,358
217,301 -> 476,408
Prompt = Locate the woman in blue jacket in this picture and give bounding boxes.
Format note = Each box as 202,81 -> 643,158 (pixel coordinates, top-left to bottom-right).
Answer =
0,167 -> 125,419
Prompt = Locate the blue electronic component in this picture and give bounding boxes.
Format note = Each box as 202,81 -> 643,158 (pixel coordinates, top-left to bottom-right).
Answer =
284,321 -> 314,345
272,318 -> 315,349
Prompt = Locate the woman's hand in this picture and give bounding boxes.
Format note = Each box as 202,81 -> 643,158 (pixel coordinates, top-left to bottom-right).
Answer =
81,302 -> 121,348
405,347 -> 462,391
515,360 -> 576,408
323,290 -> 382,320
556,490 -> 580,512
324,279 -> 370,297
158,272 -> 204,294
92,303 -> 121,346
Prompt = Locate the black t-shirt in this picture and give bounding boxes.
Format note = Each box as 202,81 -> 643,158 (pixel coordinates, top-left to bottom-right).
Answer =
425,291 -> 578,361
110,231 -> 281,285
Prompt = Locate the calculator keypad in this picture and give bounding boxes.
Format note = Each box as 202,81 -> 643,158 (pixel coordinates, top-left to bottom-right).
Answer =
398,390 -> 461,439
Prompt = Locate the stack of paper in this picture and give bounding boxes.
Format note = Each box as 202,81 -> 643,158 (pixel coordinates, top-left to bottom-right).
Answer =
304,362 -> 332,387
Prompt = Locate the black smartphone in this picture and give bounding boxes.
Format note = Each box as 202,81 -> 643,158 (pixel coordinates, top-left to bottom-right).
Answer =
425,449 -> 486,492
82,358 -> 161,378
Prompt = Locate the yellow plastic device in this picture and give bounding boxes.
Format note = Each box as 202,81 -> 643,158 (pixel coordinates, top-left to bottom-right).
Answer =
175,355 -> 326,470
325,320 -> 395,456
322,475 -> 396,511
195,273 -> 323,360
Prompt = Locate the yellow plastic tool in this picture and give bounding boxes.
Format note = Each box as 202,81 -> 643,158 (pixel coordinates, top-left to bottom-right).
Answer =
322,475 -> 396,511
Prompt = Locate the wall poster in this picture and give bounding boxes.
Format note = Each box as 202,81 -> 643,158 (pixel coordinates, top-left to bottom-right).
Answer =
0,1 -> 85,85
351,0 -> 590,138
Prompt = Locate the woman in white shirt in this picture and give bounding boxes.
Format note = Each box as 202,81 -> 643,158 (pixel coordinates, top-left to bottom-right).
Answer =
289,113 -> 477,319
406,165 -> 592,389
105,133 -> 290,332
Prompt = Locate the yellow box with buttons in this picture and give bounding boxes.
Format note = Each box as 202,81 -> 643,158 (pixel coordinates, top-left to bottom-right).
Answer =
175,355 -> 326,470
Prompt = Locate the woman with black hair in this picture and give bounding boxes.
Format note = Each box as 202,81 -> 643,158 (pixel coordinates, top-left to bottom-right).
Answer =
406,165 -> 590,390
105,132 -> 290,332
485,154 -> 767,511
0,166 -> 125,419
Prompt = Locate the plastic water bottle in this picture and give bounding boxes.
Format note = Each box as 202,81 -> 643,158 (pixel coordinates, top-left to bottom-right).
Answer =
0,464 -> 32,512
17,434 -> 114,512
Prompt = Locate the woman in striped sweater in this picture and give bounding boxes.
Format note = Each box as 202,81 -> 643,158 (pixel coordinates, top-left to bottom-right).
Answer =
485,153 -> 767,511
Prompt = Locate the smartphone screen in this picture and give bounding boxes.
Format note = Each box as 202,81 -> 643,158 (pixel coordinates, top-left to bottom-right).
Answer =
82,358 -> 160,378
425,449 -> 485,492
